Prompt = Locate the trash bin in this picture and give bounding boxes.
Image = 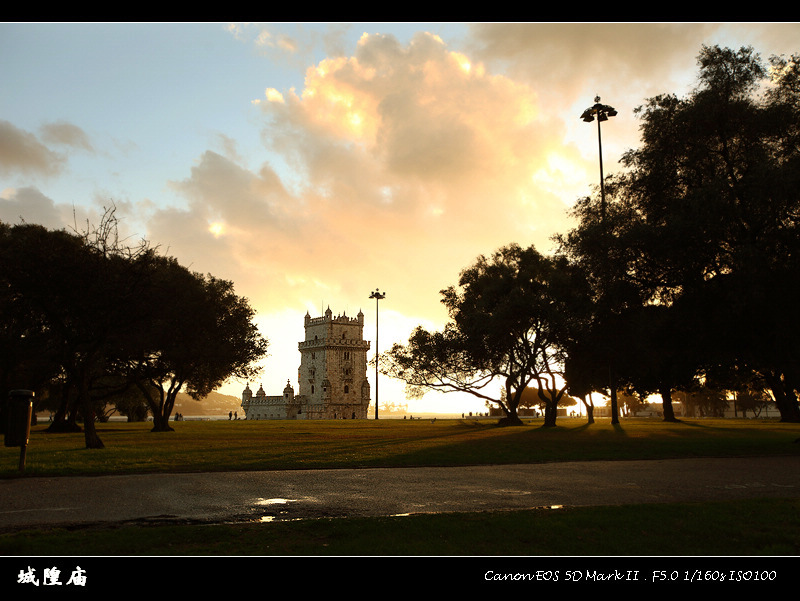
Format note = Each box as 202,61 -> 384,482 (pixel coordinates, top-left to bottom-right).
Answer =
4,390 -> 34,448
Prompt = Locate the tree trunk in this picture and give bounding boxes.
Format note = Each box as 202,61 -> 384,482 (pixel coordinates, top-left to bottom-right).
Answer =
46,383 -> 83,433
775,388 -> 800,423
581,395 -> 595,424
81,406 -> 104,448
497,414 -> 524,426
150,412 -> 175,432
136,380 -> 177,432
609,361 -> 619,424
765,372 -> 800,423
78,373 -> 104,449
660,386 -> 680,422
543,400 -> 558,427
497,387 -> 524,426
497,398 -> 523,426
152,387 -> 179,431
150,389 -> 174,431
46,403 -> 82,433
780,370 -> 800,422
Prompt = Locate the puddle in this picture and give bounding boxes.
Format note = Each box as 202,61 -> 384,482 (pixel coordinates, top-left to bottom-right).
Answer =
253,498 -> 293,522
246,497 -> 569,524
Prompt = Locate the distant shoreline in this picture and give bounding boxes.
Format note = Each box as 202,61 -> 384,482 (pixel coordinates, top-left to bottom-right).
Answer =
89,412 -> 495,422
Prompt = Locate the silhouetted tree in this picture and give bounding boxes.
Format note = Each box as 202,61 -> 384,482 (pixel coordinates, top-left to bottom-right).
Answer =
0,224 -> 63,433
619,46 -> 800,421
617,304 -> 703,421
124,256 -> 268,432
382,244 -> 589,426
556,180 -> 651,424
0,221 -> 150,448
732,384 -> 772,418
563,346 -> 600,424
560,45 -> 800,422
0,210 -> 269,444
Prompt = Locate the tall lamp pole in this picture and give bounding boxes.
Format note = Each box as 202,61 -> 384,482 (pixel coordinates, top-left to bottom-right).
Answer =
580,96 -> 619,424
580,96 -> 617,220
369,289 -> 385,419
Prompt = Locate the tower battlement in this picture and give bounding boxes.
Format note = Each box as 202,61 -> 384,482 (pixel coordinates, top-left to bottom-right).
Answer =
304,307 -> 364,326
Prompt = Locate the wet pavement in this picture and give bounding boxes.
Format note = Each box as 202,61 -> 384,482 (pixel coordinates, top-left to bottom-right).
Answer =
1,456 -> 799,531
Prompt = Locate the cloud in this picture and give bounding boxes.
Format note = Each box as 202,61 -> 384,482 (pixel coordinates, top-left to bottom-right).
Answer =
0,120 -> 66,177
148,31 -> 584,332
465,23 -> 800,163
229,22 -> 352,68
140,28 -> 591,405
0,186 -> 74,229
464,23 -> 755,105
0,119 -> 94,184
39,121 -> 94,152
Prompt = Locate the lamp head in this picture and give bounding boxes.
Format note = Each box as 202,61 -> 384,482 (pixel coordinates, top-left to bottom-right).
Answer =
580,99 -> 617,123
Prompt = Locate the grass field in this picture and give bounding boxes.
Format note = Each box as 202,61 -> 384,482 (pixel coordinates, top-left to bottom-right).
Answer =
1,417 -> 799,556
4,416 -> 799,477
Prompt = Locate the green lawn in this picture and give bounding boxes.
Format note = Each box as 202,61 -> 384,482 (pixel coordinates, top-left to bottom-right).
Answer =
1,417 -> 799,556
3,416 -> 799,477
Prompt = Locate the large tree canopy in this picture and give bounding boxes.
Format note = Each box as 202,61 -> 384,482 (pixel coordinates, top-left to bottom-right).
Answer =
559,45 -> 800,422
0,221 -> 155,447
0,218 -> 269,446
125,255 -> 269,432
381,243 -> 590,426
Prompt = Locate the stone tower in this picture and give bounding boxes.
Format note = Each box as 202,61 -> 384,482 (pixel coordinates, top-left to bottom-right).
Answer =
298,307 -> 371,419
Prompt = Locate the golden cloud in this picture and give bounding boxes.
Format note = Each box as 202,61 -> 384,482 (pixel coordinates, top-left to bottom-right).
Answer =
149,31 -> 585,333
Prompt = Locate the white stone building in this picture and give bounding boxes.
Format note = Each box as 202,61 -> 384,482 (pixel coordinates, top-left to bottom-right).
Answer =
241,307 -> 371,419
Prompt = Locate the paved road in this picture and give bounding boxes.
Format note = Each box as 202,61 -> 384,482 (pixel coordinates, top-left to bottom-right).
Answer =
1,456 -> 799,531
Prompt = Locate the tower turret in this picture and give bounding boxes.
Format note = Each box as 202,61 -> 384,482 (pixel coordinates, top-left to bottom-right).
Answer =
241,383 -> 253,413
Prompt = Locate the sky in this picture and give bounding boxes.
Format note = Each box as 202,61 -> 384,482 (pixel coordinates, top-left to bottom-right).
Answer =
2,22 -> 799,415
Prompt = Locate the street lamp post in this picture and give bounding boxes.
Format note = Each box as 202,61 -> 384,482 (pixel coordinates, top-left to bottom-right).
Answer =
580,96 -> 617,220
369,289 -> 385,419
581,96 -> 619,425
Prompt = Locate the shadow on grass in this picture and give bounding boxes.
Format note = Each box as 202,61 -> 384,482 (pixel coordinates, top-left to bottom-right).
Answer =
7,417 -> 800,477
359,417 -> 800,468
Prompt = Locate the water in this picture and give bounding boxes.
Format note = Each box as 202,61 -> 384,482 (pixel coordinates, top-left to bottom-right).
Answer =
103,412 -> 487,422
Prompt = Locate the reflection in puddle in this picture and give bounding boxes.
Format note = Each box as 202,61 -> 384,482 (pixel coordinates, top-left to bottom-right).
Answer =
248,497 -> 568,524
253,498 -> 302,523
